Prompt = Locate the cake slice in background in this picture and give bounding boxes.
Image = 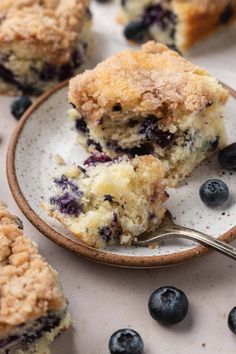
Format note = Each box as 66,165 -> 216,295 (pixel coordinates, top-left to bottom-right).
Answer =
0,0 -> 91,95
120,0 -> 236,52
44,154 -> 168,248
68,41 -> 229,187
0,206 -> 71,354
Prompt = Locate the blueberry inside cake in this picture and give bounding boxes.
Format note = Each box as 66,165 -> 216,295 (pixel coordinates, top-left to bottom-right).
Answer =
68,41 -> 229,187
120,0 -> 236,51
0,207 -> 71,353
44,154 -> 167,248
0,0 -> 91,95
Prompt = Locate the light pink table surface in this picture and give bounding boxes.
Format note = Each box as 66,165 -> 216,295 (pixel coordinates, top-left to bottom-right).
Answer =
1,1 -> 236,353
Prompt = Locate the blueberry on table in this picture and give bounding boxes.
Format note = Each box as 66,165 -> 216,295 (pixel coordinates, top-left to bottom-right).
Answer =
11,96 -> 32,120
228,307 -> 236,334
218,143 -> 236,170
148,286 -> 189,325
109,329 -> 144,354
199,179 -> 229,207
124,21 -> 147,42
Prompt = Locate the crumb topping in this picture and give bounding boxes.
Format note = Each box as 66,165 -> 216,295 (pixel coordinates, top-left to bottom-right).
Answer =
0,207 -> 66,337
69,41 -> 229,124
0,0 -> 90,63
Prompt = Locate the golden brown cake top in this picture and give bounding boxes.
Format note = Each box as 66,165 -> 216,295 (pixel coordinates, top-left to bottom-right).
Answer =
0,207 -> 66,337
0,0 -> 89,62
69,41 -> 229,125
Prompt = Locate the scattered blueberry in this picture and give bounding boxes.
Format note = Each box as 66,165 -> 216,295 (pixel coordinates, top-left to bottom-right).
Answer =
11,96 -> 32,120
84,152 -> 112,166
109,329 -> 144,354
228,307 -> 236,334
148,286 -> 189,325
199,179 -> 229,207
124,21 -> 148,42
218,143 -> 236,170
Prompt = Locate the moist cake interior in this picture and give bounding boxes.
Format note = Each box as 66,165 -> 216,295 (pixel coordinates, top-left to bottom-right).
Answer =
71,101 -> 226,187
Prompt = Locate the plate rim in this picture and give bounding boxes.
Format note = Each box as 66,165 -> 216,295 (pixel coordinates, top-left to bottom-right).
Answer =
6,80 -> 236,268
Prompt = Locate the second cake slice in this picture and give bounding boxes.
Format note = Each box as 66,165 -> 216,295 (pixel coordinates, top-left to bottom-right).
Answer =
68,41 -> 229,187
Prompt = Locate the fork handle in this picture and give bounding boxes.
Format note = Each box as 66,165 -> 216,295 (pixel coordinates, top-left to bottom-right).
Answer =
171,227 -> 236,261
137,227 -> 236,261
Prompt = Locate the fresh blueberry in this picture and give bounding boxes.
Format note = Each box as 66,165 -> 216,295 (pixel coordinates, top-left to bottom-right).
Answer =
11,96 -> 32,120
109,329 -> 144,354
199,179 -> 229,207
124,21 -> 148,42
228,307 -> 236,334
148,286 -> 189,325
218,143 -> 236,170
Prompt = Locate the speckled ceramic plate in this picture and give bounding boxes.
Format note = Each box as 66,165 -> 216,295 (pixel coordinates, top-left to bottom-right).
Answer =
6,34 -> 236,268
6,80 -> 236,268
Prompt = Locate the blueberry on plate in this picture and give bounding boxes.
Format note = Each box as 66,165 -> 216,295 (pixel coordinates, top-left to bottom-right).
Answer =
148,286 -> 189,325
109,329 -> 144,354
124,21 -> 148,42
218,143 -> 236,170
11,96 -> 32,120
199,179 -> 229,207
228,307 -> 236,334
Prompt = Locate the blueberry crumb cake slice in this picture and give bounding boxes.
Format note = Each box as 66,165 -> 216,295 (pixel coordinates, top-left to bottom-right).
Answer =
0,0 -> 91,95
120,0 -> 236,51
0,207 -> 71,354
44,154 -> 167,248
68,41 -> 229,187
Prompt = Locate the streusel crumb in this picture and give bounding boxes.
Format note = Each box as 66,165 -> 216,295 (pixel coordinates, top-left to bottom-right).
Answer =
69,41 -> 228,125
0,207 -> 66,338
